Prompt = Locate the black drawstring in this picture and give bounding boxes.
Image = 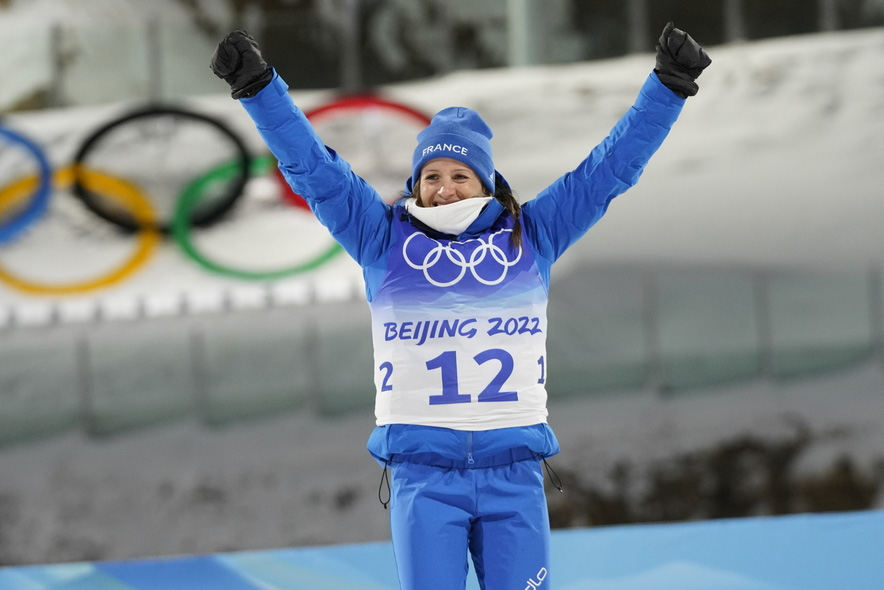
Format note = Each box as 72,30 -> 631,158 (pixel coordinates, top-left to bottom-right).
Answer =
378,460 -> 391,509
542,458 -> 564,493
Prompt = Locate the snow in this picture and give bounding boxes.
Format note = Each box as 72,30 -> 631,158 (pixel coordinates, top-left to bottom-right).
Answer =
1,7 -> 884,566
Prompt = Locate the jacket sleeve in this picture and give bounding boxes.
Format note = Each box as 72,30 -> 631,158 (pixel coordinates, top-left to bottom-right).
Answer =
521,72 -> 685,264
239,71 -> 393,266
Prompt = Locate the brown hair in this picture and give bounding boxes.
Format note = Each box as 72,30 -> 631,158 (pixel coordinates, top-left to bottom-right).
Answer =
493,176 -> 522,249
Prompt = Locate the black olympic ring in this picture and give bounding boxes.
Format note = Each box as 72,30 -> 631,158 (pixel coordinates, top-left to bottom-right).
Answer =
71,105 -> 252,234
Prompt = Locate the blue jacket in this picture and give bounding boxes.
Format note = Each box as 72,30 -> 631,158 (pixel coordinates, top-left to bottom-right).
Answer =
241,71 -> 685,468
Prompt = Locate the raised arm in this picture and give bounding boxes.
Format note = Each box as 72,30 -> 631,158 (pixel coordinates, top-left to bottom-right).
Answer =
210,30 -> 394,265
522,22 -> 711,263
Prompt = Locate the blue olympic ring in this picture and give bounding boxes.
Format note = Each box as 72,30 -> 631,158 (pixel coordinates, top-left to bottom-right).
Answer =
0,124 -> 53,245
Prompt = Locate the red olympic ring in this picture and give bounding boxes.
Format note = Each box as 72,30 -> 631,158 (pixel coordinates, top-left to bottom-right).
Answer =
273,94 -> 432,208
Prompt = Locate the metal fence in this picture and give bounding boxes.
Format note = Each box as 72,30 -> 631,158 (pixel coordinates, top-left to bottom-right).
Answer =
1,262 -> 882,448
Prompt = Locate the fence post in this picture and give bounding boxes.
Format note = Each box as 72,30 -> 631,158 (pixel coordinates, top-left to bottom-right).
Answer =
754,271 -> 774,377
302,308 -> 323,413
189,324 -> 210,425
146,17 -> 163,103
869,266 -> 884,362
508,0 -> 543,66
75,332 -> 95,435
626,0 -> 649,54
819,0 -> 840,31
48,22 -> 66,108
641,269 -> 663,393
432,0 -> 456,73
339,0 -> 362,91
724,0 -> 747,42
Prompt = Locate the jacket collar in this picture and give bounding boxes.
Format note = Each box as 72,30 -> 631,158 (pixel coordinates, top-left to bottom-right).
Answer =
462,199 -> 505,238
398,198 -> 506,241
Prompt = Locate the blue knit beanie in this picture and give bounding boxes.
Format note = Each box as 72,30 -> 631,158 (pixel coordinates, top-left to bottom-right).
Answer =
407,106 -> 497,195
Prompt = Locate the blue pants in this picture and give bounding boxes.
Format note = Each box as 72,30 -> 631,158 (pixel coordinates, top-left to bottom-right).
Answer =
389,459 -> 551,590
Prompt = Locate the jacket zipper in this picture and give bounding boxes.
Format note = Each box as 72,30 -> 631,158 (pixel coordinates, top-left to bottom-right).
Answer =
467,431 -> 475,465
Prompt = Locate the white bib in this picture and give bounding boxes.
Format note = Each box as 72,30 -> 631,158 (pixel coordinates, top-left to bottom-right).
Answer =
370,215 -> 550,430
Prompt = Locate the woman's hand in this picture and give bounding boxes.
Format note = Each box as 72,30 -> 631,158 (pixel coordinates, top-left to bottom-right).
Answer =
654,22 -> 712,98
210,30 -> 274,99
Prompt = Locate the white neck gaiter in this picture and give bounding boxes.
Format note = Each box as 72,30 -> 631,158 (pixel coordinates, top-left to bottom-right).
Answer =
405,197 -> 493,236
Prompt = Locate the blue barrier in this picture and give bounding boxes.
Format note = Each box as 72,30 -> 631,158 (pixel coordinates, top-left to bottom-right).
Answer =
1,510 -> 882,589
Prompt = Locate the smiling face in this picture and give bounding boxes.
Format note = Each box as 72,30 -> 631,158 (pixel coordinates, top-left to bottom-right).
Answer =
416,158 -> 489,207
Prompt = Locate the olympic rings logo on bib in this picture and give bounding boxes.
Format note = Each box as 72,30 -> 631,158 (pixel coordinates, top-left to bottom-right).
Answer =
402,230 -> 522,287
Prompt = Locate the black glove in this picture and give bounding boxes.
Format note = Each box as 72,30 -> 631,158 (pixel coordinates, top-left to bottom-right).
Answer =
654,22 -> 711,98
210,30 -> 274,99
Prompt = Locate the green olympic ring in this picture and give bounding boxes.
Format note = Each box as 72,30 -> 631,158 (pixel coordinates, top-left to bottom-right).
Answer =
171,155 -> 343,281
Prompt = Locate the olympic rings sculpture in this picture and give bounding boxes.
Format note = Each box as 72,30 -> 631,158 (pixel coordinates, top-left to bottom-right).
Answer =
0,125 -> 53,245
402,230 -> 522,288
0,94 -> 432,297
0,166 -> 161,295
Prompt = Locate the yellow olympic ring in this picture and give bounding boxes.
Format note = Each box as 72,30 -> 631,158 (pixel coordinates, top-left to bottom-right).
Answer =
0,165 -> 160,295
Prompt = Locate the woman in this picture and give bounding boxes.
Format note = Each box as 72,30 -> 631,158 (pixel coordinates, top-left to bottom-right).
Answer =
211,22 -> 709,590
